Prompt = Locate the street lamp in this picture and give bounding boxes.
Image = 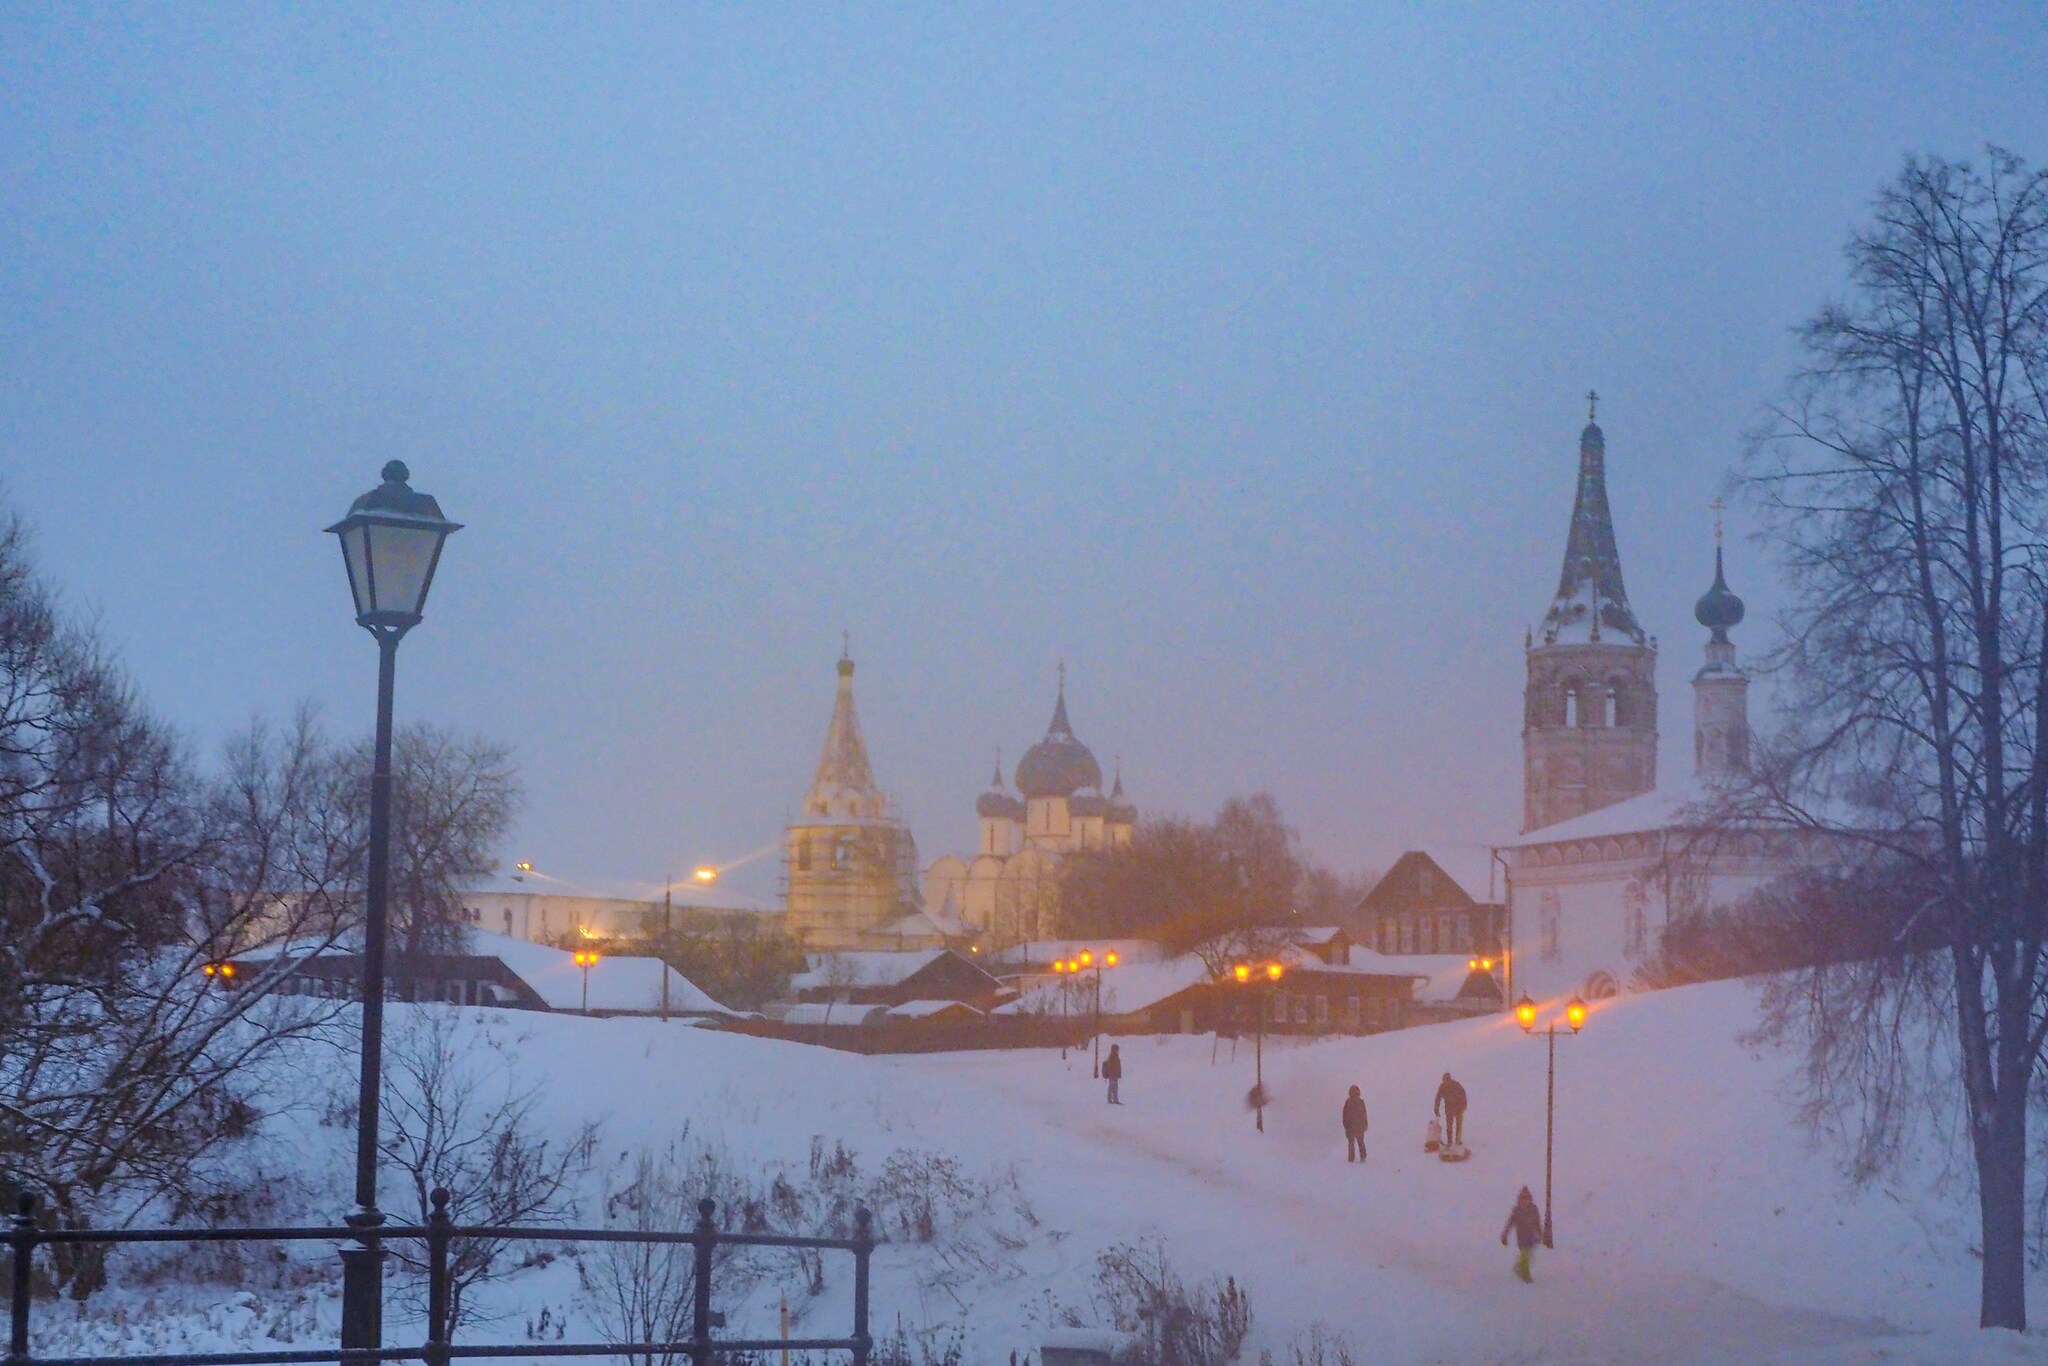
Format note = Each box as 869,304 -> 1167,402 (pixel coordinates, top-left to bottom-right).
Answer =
573,950 -> 602,1014
326,460 -> 460,1353
1051,959 -> 1073,1058
1074,949 -> 1119,1078
1514,992 -> 1586,1249
1232,961 -> 1284,1132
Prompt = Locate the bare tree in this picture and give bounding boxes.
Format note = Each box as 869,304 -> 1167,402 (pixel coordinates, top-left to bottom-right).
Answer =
1742,147 -> 2048,1328
377,724 -> 522,985
379,1010 -> 595,1336
0,520 -> 348,1278
1058,794 -> 1305,972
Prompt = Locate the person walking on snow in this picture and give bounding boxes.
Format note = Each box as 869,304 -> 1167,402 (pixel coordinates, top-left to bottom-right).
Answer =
1434,1071 -> 1468,1145
1501,1186 -> 1543,1282
1102,1044 -> 1123,1105
1341,1085 -> 1369,1163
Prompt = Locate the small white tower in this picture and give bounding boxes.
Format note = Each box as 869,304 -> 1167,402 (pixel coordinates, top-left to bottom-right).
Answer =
1691,515 -> 1750,776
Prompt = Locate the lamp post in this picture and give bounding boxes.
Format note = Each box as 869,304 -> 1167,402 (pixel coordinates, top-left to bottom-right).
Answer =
1514,992 -> 1587,1249
1232,961 -> 1284,1132
327,461 -> 461,1353
574,950 -> 601,1014
1072,949 -> 1119,1078
1051,959 -> 1072,1059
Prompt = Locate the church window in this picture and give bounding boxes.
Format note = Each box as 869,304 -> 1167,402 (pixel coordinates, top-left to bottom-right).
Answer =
1624,880 -> 1649,957
796,840 -> 811,872
1563,688 -> 1579,727
1540,890 -> 1562,962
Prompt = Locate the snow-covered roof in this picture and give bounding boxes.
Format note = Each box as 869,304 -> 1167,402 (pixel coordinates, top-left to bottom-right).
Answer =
872,907 -> 974,942
790,949 -> 953,993
1292,925 -> 1350,946
777,1002 -> 888,1026
996,954 -> 1216,1018
466,929 -> 732,1015
886,999 -> 984,1020
1508,772 -> 1733,847
1342,949 -> 1481,1004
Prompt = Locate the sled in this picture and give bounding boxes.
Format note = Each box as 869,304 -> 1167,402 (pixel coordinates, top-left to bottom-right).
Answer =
1437,1142 -> 1472,1163
1424,1119 -> 1443,1153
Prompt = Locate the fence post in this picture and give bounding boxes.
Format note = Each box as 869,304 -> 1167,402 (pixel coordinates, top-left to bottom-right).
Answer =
850,1205 -> 873,1366
424,1188 -> 452,1366
691,1198 -> 716,1366
6,1193 -> 34,1366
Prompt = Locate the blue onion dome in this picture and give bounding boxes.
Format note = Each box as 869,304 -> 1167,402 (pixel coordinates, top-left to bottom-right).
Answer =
1694,547 -> 1746,642
1015,685 -> 1103,799
977,749 -> 1025,819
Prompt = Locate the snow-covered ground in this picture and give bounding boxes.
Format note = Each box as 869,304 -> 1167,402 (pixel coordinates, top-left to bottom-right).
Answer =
28,979 -> 2048,1364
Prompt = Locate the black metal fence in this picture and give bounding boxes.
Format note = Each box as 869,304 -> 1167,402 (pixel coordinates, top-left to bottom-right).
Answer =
5,1190 -> 874,1366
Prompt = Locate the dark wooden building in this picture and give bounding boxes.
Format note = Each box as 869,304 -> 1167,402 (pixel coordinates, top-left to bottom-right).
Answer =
1358,851 -> 1506,958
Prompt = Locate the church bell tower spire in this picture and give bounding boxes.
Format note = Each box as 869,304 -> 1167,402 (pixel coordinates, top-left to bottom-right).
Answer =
1522,399 -> 1659,831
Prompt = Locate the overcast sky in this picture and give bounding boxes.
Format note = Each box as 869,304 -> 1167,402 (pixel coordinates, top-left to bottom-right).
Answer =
4,5 -> 2044,904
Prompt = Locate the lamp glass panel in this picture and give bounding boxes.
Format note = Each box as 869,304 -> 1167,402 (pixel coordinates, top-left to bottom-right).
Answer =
338,524 -> 374,617
363,521 -> 444,616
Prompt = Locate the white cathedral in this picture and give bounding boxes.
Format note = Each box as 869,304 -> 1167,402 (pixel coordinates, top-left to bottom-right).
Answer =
1500,399 -> 1815,1002
922,671 -> 1136,948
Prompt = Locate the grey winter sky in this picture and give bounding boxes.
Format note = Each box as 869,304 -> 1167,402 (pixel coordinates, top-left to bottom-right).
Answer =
3,5 -> 2044,904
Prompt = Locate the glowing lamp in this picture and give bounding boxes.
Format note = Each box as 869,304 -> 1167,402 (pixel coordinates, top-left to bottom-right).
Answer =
1105,951 -> 1119,968
1232,964 -> 1250,983
693,866 -> 718,884
1468,957 -> 1479,971
1265,962 -> 1282,981
1514,994 -> 1538,1031
326,461 -> 462,632
515,861 -> 534,874
1565,996 -> 1587,1032
573,950 -> 601,969
1078,950 -> 1093,967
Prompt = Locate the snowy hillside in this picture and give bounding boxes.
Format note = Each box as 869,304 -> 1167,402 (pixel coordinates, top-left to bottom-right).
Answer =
27,980 -> 2048,1365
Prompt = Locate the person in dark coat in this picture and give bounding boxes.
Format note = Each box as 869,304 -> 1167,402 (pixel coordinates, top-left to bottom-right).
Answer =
1434,1072 -> 1468,1145
1102,1044 -> 1123,1104
1341,1085 -> 1369,1163
1500,1186 -> 1543,1282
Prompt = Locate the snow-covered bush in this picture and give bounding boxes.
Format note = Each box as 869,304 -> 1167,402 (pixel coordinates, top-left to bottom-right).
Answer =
1087,1240 -> 1252,1366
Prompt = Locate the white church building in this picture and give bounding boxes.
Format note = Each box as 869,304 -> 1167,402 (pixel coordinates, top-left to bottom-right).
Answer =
1500,402 -> 1815,1003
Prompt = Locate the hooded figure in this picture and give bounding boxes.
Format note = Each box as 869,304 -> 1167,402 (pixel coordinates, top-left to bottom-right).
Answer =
1501,1186 -> 1543,1282
1102,1044 -> 1123,1104
1341,1085 -> 1369,1163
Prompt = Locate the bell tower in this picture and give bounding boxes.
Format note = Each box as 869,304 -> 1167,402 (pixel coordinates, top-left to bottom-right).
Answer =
1523,395 -> 1659,832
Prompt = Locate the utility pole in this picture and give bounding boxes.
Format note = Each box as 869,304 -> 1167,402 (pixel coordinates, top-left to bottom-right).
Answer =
662,876 -> 672,1023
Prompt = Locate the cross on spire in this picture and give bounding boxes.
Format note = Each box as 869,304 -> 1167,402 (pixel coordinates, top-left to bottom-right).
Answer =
1711,496 -> 1725,545
1587,389 -> 1599,422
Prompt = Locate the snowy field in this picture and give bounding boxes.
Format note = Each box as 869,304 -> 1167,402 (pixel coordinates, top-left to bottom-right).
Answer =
29,979 -> 2048,1365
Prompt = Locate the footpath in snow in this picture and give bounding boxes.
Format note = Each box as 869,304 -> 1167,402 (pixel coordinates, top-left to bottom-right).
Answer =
28,978 -> 2048,1366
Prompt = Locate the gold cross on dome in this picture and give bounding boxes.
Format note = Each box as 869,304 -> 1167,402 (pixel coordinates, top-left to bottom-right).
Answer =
1711,496 -> 1725,545
1586,389 -> 1599,422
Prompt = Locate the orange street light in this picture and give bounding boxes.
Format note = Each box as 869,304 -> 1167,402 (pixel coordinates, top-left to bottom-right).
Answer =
1078,950 -> 1093,968
1105,950 -> 1119,968
693,866 -> 718,884
1232,963 -> 1251,983
572,950 -> 601,1014
1513,991 -> 1589,1249
1230,961 -> 1284,1131
1265,961 -> 1282,982
201,961 -> 237,982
